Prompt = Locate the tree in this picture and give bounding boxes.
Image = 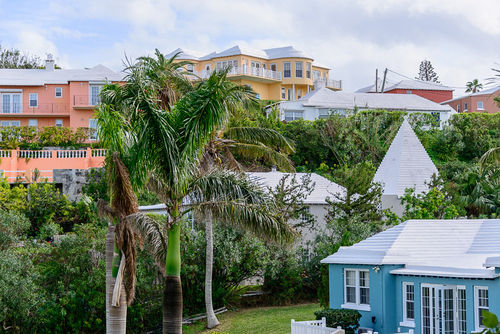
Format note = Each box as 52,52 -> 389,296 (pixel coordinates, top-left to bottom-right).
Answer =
400,187 -> 460,220
101,51 -> 293,333
465,79 -> 483,93
416,60 -> 440,83
0,45 -> 42,69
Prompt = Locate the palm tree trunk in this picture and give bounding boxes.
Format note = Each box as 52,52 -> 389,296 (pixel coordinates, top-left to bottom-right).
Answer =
163,219 -> 182,334
106,225 -> 127,333
205,211 -> 220,328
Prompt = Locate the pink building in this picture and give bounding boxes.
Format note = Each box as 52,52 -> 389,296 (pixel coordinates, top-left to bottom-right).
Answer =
441,86 -> 500,114
0,56 -> 123,132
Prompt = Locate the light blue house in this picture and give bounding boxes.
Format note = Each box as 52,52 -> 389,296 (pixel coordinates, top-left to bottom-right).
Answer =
321,219 -> 500,334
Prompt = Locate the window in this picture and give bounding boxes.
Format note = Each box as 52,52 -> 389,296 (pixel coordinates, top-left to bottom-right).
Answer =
29,93 -> 38,107
295,62 -> 303,78
270,63 -> 277,72
300,207 -> 310,224
287,88 -> 292,101
2,93 -> 22,113
457,104 -> 460,112
318,109 -> 330,119
55,87 -> 63,98
283,62 -> 291,78
255,93 -> 260,100
402,283 -> 414,324
281,88 -> 286,99
458,287 -> 466,334
297,89 -> 302,99
216,60 -> 238,71
186,64 -> 194,73
342,269 -> 370,310
475,286 -> 489,330
421,285 -> 467,334
1,121 -> 20,127
406,90 -> 412,94
306,63 -> 311,79
464,103 -> 468,111
477,101 -> 484,110
55,119 -> 63,127
28,119 -> 38,127
313,70 -> 320,81
90,85 -> 103,105
284,110 -> 303,122
89,119 -> 98,140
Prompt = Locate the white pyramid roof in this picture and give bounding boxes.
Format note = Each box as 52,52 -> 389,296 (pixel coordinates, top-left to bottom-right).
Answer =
373,119 -> 438,197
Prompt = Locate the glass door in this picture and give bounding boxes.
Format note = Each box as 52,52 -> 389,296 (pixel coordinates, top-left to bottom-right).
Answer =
422,286 -> 458,334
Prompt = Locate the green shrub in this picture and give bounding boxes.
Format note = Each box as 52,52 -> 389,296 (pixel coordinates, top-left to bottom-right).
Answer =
314,308 -> 361,334
0,210 -> 30,250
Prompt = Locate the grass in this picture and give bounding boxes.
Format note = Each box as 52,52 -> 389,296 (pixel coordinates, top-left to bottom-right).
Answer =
183,303 -> 321,334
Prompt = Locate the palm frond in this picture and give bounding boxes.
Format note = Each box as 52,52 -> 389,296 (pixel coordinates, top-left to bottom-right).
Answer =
229,142 -> 295,172
225,127 -> 295,154
127,212 -> 168,276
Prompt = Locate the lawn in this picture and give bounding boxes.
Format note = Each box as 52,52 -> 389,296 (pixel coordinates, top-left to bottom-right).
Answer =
183,303 -> 321,334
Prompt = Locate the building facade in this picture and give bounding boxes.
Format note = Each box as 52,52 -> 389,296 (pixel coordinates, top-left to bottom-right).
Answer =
277,86 -> 456,128
0,56 -> 123,132
442,86 -> 500,114
322,219 -> 500,334
166,46 -> 342,101
357,80 -> 454,103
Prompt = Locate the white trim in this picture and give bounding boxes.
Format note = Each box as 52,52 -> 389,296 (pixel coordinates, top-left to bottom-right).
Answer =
283,62 -> 291,78
29,93 -> 38,108
55,87 -> 63,98
341,303 -> 371,312
474,286 -> 489,332
0,89 -> 22,93
28,119 -> 38,127
399,321 -> 415,328
402,282 -> 415,324
55,119 -> 63,127
343,268 -> 370,309
477,101 -> 484,110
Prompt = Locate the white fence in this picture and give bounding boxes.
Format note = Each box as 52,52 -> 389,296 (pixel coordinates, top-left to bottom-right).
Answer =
291,318 -> 344,334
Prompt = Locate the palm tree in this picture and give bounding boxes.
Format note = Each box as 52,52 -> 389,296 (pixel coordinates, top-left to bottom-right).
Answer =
465,79 -> 483,93
95,104 -> 140,333
101,51 -> 293,333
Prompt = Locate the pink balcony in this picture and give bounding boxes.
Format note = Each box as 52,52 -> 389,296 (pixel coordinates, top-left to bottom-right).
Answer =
0,148 -> 106,182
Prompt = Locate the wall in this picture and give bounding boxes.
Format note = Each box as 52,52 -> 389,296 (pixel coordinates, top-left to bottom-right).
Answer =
444,90 -> 500,114
328,264 -> 401,333
388,89 -> 453,103
53,168 -> 92,201
381,195 -> 404,217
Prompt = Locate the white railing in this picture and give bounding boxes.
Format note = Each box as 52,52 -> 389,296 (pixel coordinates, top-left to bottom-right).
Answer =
195,67 -> 282,81
56,150 -> 87,158
291,318 -> 344,334
314,79 -> 342,90
91,149 -> 106,157
0,150 -> 11,158
18,150 -> 52,159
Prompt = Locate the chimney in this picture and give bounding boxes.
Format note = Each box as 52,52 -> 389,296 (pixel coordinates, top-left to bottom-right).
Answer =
45,54 -> 55,71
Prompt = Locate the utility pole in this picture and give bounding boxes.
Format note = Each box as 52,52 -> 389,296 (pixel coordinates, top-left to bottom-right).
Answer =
375,69 -> 378,93
381,68 -> 388,93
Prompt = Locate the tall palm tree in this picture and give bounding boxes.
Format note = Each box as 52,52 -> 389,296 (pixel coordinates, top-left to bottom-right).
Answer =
101,51 -> 293,333
95,104 -> 140,333
465,79 -> 483,93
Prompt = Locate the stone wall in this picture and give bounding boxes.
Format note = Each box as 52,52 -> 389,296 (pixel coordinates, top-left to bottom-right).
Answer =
53,168 -> 97,201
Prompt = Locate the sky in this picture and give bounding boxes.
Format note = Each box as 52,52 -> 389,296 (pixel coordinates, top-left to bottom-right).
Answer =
0,0 -> 499,95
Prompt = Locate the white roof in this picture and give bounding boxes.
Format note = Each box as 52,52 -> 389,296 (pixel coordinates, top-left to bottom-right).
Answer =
167,45 -> 317,62
286,87 -> 452,112
0,64 -> 124,86
441,86 -> 500,104
321,219 -> 500,278
356,79 -> 453,93
247,172 -> 345,204
373,119 -> 438,196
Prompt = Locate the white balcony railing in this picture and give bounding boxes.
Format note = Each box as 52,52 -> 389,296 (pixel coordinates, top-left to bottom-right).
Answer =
194,67 -> 282,81
314,79 -> 342,90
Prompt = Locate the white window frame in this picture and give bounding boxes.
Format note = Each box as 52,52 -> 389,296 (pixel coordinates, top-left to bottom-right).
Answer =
401,282 -> 415,328
318,109 -> 330,119
29,93 -> 38,108
295,61 -> 303,78
474,286 -> 489,332
28,119 -> 38,127
89,118 -> 98,140
477,101 -> 484,110
283,62 -> 291,78
1,121 -> 20,127
306,62 -> 311,79
284,110 -> 303,122
281,87 -> 286,99
2,93 -> 23,114
341,268 -> 370,312
464,103 -> 468,111
313,70 -> 320,81
89,84 -> 103,106
186,64 -> 194,73
55,119 -> 63,127
300,206 -> 310,223
270,63 -> 277,72
457,104 -> 460,112
421,284 -> 467,334
55,87 -> 63,98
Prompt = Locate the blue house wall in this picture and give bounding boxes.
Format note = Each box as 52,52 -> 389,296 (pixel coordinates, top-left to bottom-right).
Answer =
329,264 -> 500,334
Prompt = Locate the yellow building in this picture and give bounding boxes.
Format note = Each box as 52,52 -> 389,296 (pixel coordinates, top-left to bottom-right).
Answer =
166,45 -> 342,101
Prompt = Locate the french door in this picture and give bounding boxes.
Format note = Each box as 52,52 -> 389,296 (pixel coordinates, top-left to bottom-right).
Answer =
422,285 -> 466,334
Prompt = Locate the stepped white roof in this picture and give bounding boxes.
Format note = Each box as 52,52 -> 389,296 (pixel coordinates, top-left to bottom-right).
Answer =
0,64 -> 124,86
285,87 -> 452,112
322,219 -> 500,278
167,45 -> 318,62
247,172 -> 345,204
373,119 -> 438,196
356,79 -> 453,93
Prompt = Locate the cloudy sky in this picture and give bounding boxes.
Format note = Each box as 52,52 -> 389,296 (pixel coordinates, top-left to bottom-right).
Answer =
0,0 -> 499,95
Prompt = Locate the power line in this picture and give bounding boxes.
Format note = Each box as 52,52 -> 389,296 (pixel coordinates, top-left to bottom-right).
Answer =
386,68 -> 467,89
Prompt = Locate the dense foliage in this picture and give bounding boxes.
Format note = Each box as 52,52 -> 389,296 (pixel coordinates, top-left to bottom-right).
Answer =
0,126 -> 91,149
314,308 -> 362,334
